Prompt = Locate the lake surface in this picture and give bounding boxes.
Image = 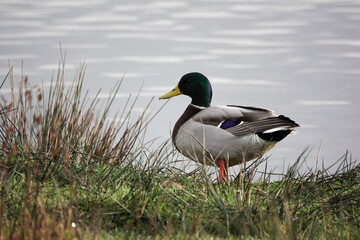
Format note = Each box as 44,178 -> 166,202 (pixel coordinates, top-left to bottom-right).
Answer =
1,0 -> 359,174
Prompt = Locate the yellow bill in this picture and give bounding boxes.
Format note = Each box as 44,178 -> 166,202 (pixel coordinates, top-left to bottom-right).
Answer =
159,85 -> 181,99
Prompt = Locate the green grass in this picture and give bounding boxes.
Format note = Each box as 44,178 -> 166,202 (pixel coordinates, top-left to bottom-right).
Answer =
0,60 -> 359,239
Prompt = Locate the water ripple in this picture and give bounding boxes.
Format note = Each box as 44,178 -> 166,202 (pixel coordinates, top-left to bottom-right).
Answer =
211,77 -> 283,86
210,48 -> 293,55
214,28 -> 296,36
297,100 -> 351,106
114,2 -> 187,12
171,11 -> 238,19
314,39 -> 360,47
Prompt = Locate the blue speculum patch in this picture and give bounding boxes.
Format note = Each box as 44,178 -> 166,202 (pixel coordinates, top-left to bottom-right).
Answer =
220,120 -> 242,129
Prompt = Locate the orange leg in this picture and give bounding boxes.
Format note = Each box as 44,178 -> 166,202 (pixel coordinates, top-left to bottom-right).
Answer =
218,159 -> 227,182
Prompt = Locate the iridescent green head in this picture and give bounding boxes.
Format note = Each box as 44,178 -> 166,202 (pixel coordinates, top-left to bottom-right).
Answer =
160,72 -> 213,107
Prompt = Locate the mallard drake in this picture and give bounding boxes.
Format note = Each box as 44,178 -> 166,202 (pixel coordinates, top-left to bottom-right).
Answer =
160,72 -> 299,182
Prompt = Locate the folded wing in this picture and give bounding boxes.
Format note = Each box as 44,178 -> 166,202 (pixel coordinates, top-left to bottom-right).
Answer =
192,105 -> 299,140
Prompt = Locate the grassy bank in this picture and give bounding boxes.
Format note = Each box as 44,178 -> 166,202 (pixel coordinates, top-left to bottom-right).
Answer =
0,62 -> 359,239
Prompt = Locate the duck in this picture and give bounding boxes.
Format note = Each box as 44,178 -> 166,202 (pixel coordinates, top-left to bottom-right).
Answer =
160,72 -> 299,182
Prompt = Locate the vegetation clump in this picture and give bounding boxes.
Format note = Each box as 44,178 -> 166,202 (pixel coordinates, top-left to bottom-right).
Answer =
0,61 -> 359,239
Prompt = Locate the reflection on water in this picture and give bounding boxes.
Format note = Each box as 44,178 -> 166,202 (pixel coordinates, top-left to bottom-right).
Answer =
211,77 -> 283,86
1,0 -> 359,171
314,39 -> 360,46
209,48 -> 293,55
297,100 -> 351,106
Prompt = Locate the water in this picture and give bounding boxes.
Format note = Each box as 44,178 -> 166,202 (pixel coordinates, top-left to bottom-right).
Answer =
1,0 -> 359,173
